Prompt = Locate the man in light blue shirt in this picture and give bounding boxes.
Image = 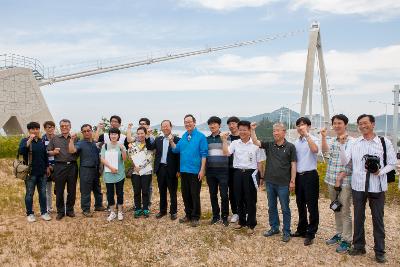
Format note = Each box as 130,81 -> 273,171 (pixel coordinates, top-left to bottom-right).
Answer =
170,114 -> 208,227
292,117 -> 320,246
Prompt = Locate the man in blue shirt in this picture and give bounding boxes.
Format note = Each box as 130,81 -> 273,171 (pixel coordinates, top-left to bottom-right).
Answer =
170,114 -> 208,227
18,122 -> 51,222
69,124 -> 105,217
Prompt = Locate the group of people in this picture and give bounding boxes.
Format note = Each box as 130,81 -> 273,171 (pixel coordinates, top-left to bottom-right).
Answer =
18,113 -> 399,263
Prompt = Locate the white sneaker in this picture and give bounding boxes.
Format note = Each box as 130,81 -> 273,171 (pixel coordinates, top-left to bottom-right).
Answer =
27,214 -> 36,222
41,213 -> 52,221
107,212 -> 116,222
118,211 -> 123,221
230,214 -> 239,223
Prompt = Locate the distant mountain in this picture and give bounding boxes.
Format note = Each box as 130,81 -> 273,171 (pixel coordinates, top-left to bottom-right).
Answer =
194,107 -> 301,131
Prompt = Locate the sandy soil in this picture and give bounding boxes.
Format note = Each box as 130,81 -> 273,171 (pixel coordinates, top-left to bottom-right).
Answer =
0,159 -> 399,266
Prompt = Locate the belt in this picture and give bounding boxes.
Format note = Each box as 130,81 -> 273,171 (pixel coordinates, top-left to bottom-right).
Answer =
297,170 -> 316,176
160,163 -> 168,167
235,168 -> 256,173
55,161 -> 76,165
80,165 -> 97,168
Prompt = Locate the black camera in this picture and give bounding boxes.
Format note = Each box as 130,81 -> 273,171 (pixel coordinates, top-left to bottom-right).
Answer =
363,154 -> 381,173
330,199 -> 342,212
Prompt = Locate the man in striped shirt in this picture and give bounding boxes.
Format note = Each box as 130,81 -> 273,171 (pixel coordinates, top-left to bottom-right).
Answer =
206,116 -> 230,227
339,114 -> 396,263
321,114 -> 353,253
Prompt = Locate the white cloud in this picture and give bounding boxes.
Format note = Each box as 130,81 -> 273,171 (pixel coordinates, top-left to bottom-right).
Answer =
290,0 -> 400,20
177,0 -> 277,11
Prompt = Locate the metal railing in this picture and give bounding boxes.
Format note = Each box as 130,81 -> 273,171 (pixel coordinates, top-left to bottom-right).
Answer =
0,53 -> 45,79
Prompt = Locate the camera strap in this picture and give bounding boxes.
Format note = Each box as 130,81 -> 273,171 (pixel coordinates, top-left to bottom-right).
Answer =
365,171 -> 370,193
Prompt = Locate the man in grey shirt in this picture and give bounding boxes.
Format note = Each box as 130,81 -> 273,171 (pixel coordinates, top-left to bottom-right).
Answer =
251,122 -> 297,242
47,119 -> 78,220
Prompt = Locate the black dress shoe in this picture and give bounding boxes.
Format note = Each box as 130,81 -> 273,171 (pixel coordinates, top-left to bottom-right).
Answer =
56,214 -> 64,220
291,231 -> 306,238
348,247 -> 366,256
156,212 -> 167,219
304,237 -> 314,246
66,212 -> 76,217
170,213 -> 177,220
179,216 -> 190,223
375,254 -> 387,263
94,206 -> 106,212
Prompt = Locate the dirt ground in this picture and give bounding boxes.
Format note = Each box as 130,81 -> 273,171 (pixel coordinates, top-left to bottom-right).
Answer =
0,159 -> 399,266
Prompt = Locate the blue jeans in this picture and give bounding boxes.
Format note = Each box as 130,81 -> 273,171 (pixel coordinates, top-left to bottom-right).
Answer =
25,175 -> 47,215
266,182 -> 291,235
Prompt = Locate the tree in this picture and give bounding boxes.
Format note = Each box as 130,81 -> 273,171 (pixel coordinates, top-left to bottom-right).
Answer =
255,118 -> 274,142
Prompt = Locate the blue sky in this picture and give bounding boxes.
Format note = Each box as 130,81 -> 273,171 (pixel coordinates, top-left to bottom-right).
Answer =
1,0 -> 400,129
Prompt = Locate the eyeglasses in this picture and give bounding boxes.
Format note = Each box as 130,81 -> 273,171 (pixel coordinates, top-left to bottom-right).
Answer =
82,129 -> 92,133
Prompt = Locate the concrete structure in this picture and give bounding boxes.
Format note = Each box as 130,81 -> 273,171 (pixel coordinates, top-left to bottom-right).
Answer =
0,67 -> 53,134
300,22 -> 330,128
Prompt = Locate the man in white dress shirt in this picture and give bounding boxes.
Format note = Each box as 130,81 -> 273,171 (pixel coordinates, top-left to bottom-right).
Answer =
291,117 -> 320,246
339,114 -> 396,263
221,120 -> 266,235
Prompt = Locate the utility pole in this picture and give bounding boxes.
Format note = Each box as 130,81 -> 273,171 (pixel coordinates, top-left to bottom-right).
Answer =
393,84 -> 400,150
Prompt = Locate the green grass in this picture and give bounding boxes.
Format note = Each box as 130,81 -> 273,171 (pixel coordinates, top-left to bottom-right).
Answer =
0,136 -> 22,158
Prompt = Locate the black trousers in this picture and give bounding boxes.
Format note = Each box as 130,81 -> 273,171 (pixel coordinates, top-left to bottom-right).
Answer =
234,169 -> 257,229
228,168 -> 238,215
352,190 -> 385,256
79,166 -> 103,212
157,165 -> 178,214
207,171 -> 229,220
295,170 -> 319,238
106,179 -> 124,206
54,162 -> 78,215
181,172 -> 202,221
132,174 -> 152,211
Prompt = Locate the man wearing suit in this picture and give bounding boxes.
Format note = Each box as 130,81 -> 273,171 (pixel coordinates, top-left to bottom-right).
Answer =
146,120 -> 180,220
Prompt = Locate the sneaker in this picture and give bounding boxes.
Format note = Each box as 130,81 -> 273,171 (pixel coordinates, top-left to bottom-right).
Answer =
282,233 -> 291,242
263,228 -> 280,237
336,241 -> 351,253
41,213 -> 52,221
375,254 -> 387,263
222,218 -> 229,227
107,212 -> 116,222
134,210 -> 143,218
143,210 -> 150,218
118,211 -> 123,221
326,234 -> 342,245
27,214 -> 36,223
230,214 -> 239,223
210,218 -> 220,225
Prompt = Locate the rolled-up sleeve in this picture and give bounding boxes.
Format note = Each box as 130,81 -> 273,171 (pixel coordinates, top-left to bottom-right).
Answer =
199,135 -> 208,158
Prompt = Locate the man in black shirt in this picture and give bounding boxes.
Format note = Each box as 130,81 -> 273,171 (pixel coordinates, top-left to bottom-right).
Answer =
251,122 -> 297,242
19,122 -> 51,222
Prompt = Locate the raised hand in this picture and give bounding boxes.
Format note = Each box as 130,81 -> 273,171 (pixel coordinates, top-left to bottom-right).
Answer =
250,122 -> 257,131
320,127 -> 327,138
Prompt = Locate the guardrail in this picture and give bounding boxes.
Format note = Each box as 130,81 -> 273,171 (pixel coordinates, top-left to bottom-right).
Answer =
0,53 -> 45,80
